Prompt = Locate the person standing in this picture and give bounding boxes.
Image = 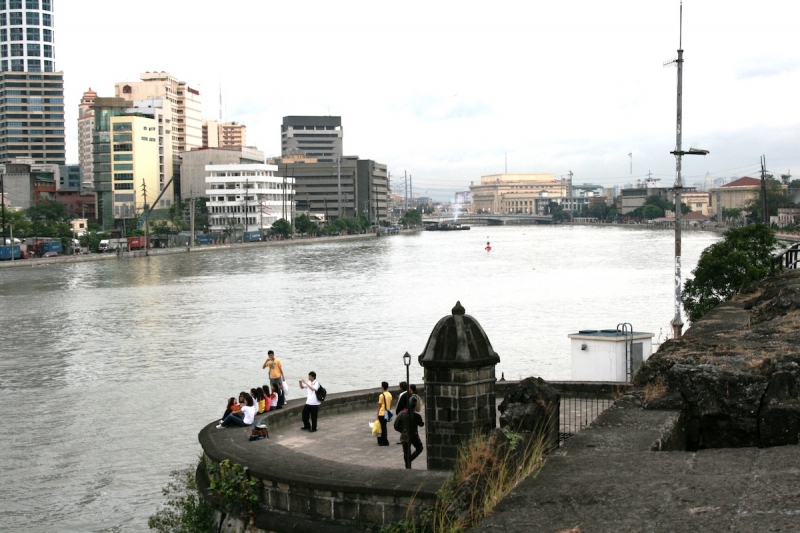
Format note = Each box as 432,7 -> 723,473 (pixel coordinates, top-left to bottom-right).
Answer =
377,381 -> 393,446
299,371 -> 320,432
395,382 -> 409,413
262,350 -> 286,407
393,396 -> 425,468
409,384 -> 422,412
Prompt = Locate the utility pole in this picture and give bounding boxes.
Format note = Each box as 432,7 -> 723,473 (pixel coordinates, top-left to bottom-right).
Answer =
142,179 -> 149,256
337,156 -> 342,219
374,182 -> 378,226
244,178 -> 249,235
629,153 -> 632,175
410,174 -> 413,208
1,172 -> 6,245
760,155 -> 769,225
190,195 -> 195,249
404,171 -> 408,213
666,1 -> 708,339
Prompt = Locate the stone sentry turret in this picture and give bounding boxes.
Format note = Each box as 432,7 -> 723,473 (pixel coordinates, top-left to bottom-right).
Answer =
418,302 -> 501,470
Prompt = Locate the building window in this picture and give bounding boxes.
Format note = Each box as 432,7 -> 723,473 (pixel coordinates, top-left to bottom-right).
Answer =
42,28 -> 51,42
43,44 -> 51,57
25,12 -> 38,25
114,194 -> 134,202
9,43 -> 22,56
0,14 -> 5,26
0,29 -> 6,42
113,134 -> 131,142
26,0 -> 38,8
113,154 -> 132,161
9,12 -> 22,26
112,122 -> 132,132
10,58 -> 22,71
114,163 -> 133,171
41,13 -> 50,27
27,43 -> 39,56
0,45 -> 6,57
26,27 -> 38,41
42,0 -> 50,9
9,0 -> 21,7
115,173 -> 133,180
43,59 -> 51,71
9,27 -> 21,41
0,1 -> 4,9
114,183 -> 133,190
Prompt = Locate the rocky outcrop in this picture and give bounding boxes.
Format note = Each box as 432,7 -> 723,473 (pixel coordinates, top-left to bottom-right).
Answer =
498,377 -> 560,448
635,269 -> 800,449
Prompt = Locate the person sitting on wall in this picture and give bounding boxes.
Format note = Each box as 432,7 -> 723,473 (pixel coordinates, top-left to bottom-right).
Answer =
217,392 -> 256,428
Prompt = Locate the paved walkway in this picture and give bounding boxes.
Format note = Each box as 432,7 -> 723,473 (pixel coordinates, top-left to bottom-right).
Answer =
269,407 -> 427,470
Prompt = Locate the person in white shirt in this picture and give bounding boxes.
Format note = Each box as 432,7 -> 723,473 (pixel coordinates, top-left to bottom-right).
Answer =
299,371 -> 320,432
217,392 -> 256,428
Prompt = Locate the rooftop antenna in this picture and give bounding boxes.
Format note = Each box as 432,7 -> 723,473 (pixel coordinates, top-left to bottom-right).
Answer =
666,0 -> 709,339
219,83 -> 223,122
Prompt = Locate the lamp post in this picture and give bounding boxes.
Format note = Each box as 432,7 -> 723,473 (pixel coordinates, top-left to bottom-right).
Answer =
403,351 -> 411,468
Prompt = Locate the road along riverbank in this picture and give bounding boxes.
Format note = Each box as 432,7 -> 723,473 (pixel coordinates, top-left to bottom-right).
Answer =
0,229 -> 421,270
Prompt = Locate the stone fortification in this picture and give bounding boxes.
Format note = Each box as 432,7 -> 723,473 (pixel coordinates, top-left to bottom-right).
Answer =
635,269 -> 800,449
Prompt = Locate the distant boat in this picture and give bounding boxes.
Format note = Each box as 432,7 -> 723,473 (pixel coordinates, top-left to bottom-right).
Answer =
425,222 -> 471,231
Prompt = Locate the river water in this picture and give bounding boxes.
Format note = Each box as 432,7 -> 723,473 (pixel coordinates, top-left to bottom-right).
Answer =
0,225 -> 719,532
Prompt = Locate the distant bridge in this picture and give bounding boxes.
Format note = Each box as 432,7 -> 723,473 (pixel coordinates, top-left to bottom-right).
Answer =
422,214 -> 553,226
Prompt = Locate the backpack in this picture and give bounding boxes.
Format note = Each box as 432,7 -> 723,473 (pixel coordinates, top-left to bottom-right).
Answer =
315,384 -> 327,402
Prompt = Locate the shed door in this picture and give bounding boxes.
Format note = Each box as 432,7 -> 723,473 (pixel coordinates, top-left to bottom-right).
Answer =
632,342 -> 644,374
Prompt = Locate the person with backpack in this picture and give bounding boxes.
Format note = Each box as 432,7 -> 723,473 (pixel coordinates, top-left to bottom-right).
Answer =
393,396 -> 425,468
299,371 -> 321,432
376,381 -> 393,446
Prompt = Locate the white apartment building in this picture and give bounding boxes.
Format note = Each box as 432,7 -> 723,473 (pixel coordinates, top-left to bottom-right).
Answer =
205,164 -> 295,233
77,88 -> 96,190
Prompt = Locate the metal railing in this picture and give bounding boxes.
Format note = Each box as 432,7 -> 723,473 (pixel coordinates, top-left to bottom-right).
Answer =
558,392 -> 616,445
770,243 -> 800,275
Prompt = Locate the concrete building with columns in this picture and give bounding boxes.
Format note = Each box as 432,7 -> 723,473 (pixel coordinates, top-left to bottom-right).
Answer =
469,173 -> 572,214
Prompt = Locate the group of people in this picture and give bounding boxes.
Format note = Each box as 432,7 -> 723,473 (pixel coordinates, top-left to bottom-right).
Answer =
377,381 -> 425,469
213,351 -> 425,470
216,383 -> 286,428
216,350 -> 288,429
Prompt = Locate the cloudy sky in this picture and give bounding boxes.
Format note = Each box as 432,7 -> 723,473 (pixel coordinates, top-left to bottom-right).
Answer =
60,0 -> 800,200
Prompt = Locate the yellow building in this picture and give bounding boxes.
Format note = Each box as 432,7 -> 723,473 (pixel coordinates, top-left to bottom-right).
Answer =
469,173 -> 570,214
110,115 -> 159,218
681,190 -> 710,216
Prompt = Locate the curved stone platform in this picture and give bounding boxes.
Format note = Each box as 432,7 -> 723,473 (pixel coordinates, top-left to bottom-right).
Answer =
199,387 -> 448,533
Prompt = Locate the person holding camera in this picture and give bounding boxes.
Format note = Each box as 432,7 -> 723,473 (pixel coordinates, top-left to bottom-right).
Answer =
299,371 -> 320,432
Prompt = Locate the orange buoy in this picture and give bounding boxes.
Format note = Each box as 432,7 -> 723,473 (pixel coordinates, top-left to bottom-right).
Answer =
485,241 -> 491,252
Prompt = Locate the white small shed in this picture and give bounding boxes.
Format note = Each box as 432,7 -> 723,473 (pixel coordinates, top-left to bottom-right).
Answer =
568,329 -> 654,382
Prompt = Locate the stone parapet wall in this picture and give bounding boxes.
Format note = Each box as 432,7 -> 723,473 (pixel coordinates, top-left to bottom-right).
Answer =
198,387 -> 449,533
198,380 -> 631,532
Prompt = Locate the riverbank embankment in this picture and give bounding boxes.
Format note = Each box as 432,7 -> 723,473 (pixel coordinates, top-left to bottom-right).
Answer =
0,229 -> 421,270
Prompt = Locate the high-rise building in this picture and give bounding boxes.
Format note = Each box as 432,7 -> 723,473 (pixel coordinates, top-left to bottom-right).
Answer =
114,72 -> 202,154
181,146 -> 264,200
77,87 -> 96,190
0,0 -> 65,165
281,116 -> 342,162
202,120 -> 246,148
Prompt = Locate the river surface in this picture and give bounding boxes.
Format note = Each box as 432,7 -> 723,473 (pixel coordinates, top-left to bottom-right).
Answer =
0,225 -> 719,532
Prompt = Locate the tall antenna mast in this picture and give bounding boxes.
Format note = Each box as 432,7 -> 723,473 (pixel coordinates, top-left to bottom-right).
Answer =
667,0 -> 708,339
219,83 -> 223,122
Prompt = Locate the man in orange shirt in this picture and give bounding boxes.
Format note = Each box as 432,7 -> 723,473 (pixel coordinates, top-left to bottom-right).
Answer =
262,350 -> 286,407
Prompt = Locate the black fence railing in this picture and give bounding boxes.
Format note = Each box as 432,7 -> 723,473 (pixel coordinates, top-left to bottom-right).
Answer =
771,242 -> 800,275
558,393 -> 615,445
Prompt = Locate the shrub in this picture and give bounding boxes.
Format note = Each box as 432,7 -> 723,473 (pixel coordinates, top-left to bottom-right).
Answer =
148,464 -> 214,533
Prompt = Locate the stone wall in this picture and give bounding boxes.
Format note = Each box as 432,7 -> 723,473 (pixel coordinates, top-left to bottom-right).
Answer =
198,380 -> 630,532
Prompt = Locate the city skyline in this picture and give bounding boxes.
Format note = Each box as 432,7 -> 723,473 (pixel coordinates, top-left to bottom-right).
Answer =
60,0 -> 800,200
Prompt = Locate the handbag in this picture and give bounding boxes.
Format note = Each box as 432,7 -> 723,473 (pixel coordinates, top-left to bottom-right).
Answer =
282,380 -> 290,399
371,419 -> 382,436
382,393 -> 393,422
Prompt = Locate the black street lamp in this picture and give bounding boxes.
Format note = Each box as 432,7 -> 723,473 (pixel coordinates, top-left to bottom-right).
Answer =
402,351 -> 411,468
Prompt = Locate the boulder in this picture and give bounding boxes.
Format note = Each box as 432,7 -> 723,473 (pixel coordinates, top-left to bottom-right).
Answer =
498,377 -> 559,447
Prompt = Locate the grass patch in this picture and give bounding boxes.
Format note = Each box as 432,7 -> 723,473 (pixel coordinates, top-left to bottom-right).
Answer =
643,376 -> 667,403
383,421 -> 552,533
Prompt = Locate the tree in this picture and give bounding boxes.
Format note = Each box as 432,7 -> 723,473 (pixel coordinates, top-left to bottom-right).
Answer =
721,207 -> 743,226
642,204 -> 663,220
681,225 -> 778,323
270,218 -> 292,238
2,209 -> 32,237
399,208 -> 423,227
743,178 -> 789,222
294,213 -> 316,235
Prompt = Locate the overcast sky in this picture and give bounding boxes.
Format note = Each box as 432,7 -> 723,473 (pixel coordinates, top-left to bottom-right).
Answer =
60,0 -> 800,200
